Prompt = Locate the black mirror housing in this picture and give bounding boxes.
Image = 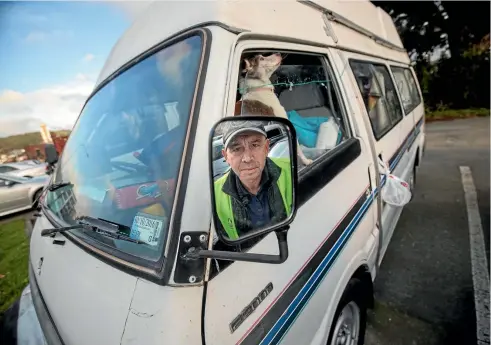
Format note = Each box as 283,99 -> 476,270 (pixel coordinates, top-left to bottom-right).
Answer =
45,144 -> 59,165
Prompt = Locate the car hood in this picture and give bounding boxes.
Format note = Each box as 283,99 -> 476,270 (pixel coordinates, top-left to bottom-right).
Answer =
27,175 -> 50,185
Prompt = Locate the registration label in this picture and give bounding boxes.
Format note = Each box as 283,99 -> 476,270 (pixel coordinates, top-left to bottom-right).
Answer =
130,213 -> 166,246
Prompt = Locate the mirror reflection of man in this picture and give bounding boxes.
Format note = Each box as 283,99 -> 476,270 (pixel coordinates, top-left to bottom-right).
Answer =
214,121 -> 293,240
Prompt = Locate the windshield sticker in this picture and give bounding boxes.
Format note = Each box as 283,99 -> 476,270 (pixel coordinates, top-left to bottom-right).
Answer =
130,213 -> 166,247
136,183 -> 162,200
114,182 -> 165,210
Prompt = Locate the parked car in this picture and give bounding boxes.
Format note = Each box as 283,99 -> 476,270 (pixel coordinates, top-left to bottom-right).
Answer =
0,161 -> 48,178
0,173 -> 49,217
212,136 -> 230,181
265,123 -> 288,148
21,159 -> 42,165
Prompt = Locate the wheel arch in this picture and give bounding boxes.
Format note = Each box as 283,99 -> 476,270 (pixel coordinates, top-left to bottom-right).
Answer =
414,147 -> 420,168
351,264 -> 374,309
31,187 -> 43,205
309,256 -> 374,345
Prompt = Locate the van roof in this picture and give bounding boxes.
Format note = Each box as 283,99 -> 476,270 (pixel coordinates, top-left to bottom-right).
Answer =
96,0 -> 409,89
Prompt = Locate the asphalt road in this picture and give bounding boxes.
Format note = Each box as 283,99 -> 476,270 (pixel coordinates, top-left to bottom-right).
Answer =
366,117 -> 490,345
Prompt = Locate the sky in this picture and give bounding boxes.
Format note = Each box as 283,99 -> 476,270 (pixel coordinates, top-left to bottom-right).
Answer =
0,1 -> 151,137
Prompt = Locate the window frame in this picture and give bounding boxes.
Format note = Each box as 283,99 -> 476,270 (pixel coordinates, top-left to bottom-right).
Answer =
232,44 -> 355,175
348,58 -> 405,142
390,65 -> 422,115
209,39 -> 363,278
40,28 -> 212,285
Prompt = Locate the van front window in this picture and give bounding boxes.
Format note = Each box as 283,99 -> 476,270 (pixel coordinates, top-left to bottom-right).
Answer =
45,35 -> 203,262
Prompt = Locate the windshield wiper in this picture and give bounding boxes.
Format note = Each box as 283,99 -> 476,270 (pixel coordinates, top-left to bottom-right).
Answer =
40,216 -> 143,244
47,181 -> 73,192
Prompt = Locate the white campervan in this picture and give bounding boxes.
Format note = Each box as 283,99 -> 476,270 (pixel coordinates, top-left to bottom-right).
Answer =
18,1 -> 426,345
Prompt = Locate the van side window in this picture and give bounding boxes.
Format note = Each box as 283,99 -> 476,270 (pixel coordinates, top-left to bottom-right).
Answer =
350,61 -> 403,140
391,66 -> 422,114
403,69 -> 422,106
235,52 -> 349,171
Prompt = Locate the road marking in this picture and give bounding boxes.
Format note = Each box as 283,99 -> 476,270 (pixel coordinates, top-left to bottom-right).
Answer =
459,166 -> 490,344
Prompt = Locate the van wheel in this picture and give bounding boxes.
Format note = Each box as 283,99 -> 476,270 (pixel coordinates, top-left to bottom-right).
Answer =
327,278 -> 367,345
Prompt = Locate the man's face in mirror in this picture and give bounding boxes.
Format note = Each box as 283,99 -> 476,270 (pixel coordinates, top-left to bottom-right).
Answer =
223,132 -> 270,186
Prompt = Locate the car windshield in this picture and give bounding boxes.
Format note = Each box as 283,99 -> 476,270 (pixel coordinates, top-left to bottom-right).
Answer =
44,35 -> 204,262
0,174 -> 29,183
212,139 -> 224,161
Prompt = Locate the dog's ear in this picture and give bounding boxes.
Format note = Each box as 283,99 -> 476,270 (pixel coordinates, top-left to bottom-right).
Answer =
242,58 -> 252,73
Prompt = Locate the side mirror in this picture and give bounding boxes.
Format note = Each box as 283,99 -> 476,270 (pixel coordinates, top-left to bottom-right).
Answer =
4,180 -> 14,187
45,144 -> 58,165
183,116 -> 298,264
211,117 -> 298,244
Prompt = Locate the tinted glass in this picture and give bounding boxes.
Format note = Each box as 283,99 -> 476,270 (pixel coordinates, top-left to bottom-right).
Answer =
372,65 -> 403,124
403,68 -> 422,107
0,166 -> 17,173
350,61 -> 403,139
391,66 -> 422,114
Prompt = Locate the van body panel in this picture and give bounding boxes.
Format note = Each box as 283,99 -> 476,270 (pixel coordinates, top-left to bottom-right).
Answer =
339,51 -> 408,251
307,0 -> 404,49
204,164 -> 374,345
29,216 -> 138,345
121,278 -> 203,345
200,37 -> 376,345
279,207 -> 376,345
95,1 -> 407,89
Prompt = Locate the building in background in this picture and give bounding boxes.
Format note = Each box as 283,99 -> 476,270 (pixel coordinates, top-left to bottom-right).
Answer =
24,125 -> 69,161
24,144 -> 47,161
51,132 -> 68,154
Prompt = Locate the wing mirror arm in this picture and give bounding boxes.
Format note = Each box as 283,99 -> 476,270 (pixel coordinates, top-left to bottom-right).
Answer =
185,228 -> 289,264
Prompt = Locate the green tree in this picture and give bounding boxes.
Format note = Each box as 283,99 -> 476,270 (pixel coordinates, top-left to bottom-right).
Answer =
371,1 -> 490,110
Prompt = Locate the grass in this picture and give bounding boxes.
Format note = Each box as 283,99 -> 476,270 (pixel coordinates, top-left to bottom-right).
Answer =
425,108 -> 490,121
0,219 -> 29,314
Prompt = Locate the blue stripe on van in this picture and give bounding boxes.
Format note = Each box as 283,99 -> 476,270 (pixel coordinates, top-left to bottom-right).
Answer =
239,187 -> 372,345
239,117 -> 424,345
260,191 -> 375,345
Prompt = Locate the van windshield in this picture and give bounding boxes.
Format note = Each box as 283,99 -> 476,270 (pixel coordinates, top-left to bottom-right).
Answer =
44,35 -> 203,262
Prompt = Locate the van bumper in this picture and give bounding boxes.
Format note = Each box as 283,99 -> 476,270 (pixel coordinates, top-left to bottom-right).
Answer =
16,284 -> 48,345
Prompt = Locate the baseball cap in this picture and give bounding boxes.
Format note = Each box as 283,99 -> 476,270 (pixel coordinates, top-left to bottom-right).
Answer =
222,120 -> 268,149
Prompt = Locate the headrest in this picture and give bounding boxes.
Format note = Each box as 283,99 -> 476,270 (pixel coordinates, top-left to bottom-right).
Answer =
278,83 -> 326,111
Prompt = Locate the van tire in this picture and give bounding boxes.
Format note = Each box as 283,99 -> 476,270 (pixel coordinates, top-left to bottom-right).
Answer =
326,278 -> 367,345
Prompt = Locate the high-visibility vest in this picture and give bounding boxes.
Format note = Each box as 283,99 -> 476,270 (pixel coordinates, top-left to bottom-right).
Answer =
214,158 -> 292,239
